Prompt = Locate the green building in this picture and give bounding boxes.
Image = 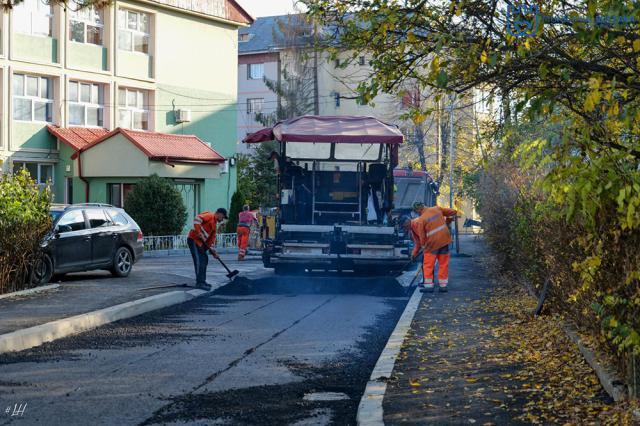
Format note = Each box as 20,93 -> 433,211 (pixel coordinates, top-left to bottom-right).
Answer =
0,0 -> 253,224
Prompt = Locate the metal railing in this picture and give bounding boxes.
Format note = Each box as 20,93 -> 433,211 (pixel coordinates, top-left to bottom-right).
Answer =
143,233 -> 238,252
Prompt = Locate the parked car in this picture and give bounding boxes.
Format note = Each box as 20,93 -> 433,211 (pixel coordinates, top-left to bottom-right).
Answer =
32,203 -> 144,284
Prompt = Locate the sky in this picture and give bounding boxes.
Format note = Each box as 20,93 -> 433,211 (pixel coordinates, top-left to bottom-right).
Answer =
237,0 -> 306,18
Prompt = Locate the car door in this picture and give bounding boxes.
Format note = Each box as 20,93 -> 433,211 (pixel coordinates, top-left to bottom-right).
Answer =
52,209 -> 92,271
85,209 -> 117,266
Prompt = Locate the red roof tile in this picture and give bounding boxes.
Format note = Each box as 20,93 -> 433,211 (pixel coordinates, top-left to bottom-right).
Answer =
47,125 -> 110,150
77,128 -> 225,164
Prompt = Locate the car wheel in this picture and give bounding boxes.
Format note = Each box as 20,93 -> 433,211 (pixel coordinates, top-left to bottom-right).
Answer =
31,254 -> 53,285
111,247 -> 133,277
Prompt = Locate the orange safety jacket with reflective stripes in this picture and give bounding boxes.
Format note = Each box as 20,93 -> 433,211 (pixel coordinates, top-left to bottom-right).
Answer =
410,218 -> 422,257
188,211 -> 218,248
416,206 -> 458,253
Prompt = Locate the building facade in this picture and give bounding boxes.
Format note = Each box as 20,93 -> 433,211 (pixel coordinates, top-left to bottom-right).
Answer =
0,0 -> 252,220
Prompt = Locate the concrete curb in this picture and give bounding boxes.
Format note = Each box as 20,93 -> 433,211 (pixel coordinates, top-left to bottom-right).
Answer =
357,284 -> 423,425
0,287 -> 208,354
561,323 -> 628,402
0,284 -> 60,301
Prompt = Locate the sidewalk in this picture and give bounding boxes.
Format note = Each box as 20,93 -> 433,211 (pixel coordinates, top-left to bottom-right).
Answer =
0,253 -> 265,337
382,235 -> 622,425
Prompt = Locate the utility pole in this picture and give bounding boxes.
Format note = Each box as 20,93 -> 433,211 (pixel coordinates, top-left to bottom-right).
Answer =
312,20 -> 320,115
448,93 -> 459,254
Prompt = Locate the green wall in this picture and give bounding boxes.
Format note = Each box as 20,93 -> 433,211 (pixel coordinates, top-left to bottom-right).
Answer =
13,123 -> 55,150
14,33 -> 57,64
68,43 -> 108,71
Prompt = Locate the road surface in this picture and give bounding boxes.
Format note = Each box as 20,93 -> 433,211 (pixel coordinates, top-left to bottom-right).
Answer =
0,272 -> 409,425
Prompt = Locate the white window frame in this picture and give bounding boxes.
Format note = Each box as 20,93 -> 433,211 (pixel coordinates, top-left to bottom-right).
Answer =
69,81 -> 104,128
69,1 -> 104,46
247,63 -> 264,80
239,33 -> 251,42
118,87 -> 149,130
13,0 -> 53,37
13,161 -> 54,187
13,73 -> 54,123
246,98 -> 263,115
117,8 -> 150,54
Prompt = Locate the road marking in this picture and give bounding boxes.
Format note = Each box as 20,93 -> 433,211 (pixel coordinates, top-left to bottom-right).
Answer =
356,285 -> 423,426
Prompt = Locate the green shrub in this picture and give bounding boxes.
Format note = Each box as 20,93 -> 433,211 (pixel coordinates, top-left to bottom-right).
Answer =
124,174 -> 187,235
0,170 -> 51,294
226,190 -> 246,232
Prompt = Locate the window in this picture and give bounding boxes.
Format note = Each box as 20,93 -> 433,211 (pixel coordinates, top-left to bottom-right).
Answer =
86,209 -> 112,228
13,162 -> 54,186
246,98 -> 263,115
107,209 -> 129,226
118,88 -> 149,130
118,8 -> 150,54
69,1 -> 104,45
107,183 -> 135,208
13,0 -> 52,37
56,210 -> 86,232
69,81 -> 104,127
239,33 -> 251,42
358,56 -> 366,66
13,74 -> 53,122
247,63 -> 264,80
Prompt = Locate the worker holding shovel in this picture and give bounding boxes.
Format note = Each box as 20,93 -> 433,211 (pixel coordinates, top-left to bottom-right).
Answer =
411,202 -> 458,292
187,208 -> 228,290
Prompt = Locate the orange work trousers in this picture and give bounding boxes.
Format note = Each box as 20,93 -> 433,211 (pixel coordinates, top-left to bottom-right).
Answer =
423,251 -> 450,287
237,226 -> 250,260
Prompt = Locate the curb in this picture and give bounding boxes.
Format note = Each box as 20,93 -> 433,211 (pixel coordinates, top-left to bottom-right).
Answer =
0,284 -> 60,301
357,283 -> 423,425
0,287 -> 207,354
561,323 -> 628,402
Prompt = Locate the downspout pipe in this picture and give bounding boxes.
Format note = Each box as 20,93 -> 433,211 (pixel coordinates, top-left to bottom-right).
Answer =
77,150 -> 89,202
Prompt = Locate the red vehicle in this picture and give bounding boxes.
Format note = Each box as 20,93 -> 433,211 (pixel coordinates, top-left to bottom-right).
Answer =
244,115 -> 411,274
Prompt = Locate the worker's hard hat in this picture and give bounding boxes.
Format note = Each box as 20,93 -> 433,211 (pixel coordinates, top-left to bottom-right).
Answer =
412,201 -> 425,211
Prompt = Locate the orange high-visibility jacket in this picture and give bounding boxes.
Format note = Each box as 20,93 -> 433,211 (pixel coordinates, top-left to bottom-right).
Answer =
416,206 -> 458,253
188,211 -> 218,248
410,218 -> 422,257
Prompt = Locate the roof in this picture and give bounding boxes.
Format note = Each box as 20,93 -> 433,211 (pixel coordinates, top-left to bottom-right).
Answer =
47,125 -> 110,150
48,126 -> 225,164
244,115 -> 405,144
149,0 -> 253,26
239,14 -> 313,54
77,128 -> 225,164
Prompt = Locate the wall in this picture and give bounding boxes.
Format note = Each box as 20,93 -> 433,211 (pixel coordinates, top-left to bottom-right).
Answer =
81,134 -> 150,177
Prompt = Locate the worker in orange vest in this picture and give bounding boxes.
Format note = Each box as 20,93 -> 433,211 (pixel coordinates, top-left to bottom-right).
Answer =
237,205 -> 257,261
187,208 -> 228,290
411,202 -> 458,292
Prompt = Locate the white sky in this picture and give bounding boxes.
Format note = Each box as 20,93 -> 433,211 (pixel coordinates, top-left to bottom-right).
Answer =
236,0 -> 306,18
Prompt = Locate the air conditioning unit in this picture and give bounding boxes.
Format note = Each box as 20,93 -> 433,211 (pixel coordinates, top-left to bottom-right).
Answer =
174,109 -> 191,123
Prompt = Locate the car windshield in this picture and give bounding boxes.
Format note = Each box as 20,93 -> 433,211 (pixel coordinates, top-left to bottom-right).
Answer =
50,210 -> 64,222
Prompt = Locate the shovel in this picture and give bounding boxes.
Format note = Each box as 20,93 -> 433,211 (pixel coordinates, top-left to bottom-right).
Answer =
206,246 -> 240,280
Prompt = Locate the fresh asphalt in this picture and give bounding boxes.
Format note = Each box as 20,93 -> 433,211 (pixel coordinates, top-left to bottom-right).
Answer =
0,262 -> 410,425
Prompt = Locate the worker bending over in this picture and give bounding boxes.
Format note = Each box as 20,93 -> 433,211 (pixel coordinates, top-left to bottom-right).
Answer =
411,202 -> 458,292
187,208 -> 228,290
237,205 -> 257,261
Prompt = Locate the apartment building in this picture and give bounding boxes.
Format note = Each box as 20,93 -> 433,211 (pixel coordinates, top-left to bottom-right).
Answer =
0,0 -> 252,220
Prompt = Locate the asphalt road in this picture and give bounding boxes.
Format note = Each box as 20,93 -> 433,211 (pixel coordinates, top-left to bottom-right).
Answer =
0,271 -> 409,425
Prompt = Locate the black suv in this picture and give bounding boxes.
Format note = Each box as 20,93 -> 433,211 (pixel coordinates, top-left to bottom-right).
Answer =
32,204 -> 144,284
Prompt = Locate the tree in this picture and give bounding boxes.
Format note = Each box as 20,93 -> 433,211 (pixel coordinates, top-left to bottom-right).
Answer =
124,174 -> 187,236
303,0 -> 640,371
254,14 -> 317,127
226,190 -> 245,231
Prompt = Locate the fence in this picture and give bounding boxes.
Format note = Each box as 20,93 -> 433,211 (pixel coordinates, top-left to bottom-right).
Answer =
143,233 -> 238,253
